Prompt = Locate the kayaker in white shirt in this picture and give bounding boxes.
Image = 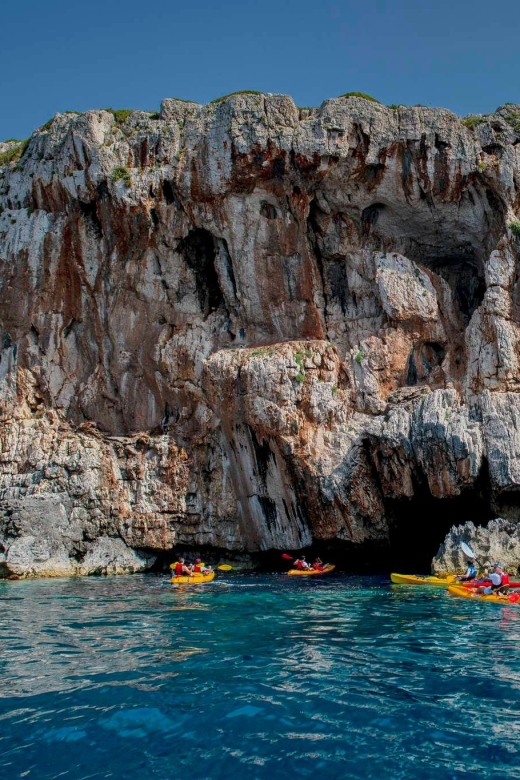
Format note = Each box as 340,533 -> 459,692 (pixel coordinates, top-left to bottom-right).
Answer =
477,564 -> 504,595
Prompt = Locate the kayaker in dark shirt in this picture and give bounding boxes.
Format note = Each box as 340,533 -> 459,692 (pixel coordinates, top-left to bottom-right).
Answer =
456,564 -> 478,582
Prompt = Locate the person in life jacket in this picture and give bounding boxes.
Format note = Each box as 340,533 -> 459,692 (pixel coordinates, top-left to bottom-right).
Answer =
294,556 -> 310,570
456,563 -> 478,582
312,557 -> 325,571
477,564 -> 506,595
172,557 -> 193,577
192,558 -> 204,573
496,566 -> 511,595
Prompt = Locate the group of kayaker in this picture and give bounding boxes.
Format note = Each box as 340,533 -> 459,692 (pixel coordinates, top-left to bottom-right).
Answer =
292,556 -> 326,571
171,557 -> 213,577
456,562 -> 519,600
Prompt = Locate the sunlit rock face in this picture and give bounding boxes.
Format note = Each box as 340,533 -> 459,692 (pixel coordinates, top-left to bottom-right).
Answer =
1,94 -> 520,576
433,518 -> 520,576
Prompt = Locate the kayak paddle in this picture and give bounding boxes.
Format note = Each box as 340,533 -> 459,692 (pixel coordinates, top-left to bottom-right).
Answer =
460,541 -> 476,558
281,554 -> 294,560
460,541 -> 484,569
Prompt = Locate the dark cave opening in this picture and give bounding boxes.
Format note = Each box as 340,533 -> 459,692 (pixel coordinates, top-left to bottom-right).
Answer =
384,473 -> 493,573
406,341 -> 446,386
425,251 -> 486,325
178,228 -> 224,317
493,490 -> 520,522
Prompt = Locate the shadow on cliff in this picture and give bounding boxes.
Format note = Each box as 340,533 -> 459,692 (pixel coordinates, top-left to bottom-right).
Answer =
384,471 -> 494,573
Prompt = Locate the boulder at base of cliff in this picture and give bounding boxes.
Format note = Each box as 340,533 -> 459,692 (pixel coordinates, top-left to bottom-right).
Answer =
0,494 -> 156,578
77,537 -> 156,576
432,518 -> 520,576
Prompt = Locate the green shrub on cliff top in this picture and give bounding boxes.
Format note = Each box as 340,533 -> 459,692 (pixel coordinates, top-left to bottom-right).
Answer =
0,138 -> 30,166
503,108 -> 520,134
510,221 -> 520,239
338,92 -> 381,104
211,91 -> 263,104
104,109 -> 134,126
462,115 -> 484,130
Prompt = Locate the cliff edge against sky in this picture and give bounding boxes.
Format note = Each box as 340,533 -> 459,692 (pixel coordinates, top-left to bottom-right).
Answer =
1,93 -> 520,576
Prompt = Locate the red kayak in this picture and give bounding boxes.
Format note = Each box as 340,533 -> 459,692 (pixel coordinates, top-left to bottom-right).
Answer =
462,580 -> 520,588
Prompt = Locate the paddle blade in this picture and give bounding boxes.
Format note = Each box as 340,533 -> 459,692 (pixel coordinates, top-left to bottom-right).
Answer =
217,564 -> 232,571
281,554 -> 294,560
461,542 -> 476,559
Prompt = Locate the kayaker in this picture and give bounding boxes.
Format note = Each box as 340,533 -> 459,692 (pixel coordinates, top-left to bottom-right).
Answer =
173,557 -> 193,576
193,558 -> 204,573
294,556 -> 310,570
312,557 -> 325,571
456,563 -> 478,582
476,564 -> 504,595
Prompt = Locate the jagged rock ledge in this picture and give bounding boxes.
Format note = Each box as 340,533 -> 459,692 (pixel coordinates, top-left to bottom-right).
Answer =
434,518 -> 520,575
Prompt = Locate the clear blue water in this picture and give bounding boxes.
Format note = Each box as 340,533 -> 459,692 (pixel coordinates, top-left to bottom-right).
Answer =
1,574 -> 520,780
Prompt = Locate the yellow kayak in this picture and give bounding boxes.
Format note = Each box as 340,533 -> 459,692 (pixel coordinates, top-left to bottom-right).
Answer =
448,585 -> 520,605
287,565 -> 335,576
391,573 -> 455,586
170,572 -> 215,584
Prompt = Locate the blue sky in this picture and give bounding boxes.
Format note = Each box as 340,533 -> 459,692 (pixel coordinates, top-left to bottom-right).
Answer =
1,0 -> 519,140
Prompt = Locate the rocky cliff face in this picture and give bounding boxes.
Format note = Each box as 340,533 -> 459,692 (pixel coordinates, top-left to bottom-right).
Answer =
1,93 -> 520,576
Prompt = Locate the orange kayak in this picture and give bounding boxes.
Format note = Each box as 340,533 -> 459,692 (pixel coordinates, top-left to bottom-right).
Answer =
287,565 -> 335,576
448,585 -> 520,605
170,572 -> 215,584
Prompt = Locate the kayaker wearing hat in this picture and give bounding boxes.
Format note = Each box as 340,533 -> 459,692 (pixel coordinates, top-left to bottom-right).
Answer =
477,564 -> 508,595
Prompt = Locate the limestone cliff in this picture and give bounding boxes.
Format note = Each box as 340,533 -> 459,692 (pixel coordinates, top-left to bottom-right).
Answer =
1,93 -> 520,576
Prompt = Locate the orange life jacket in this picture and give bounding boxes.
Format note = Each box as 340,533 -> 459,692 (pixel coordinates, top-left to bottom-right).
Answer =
296,560 -> 304,570
174,562 -> 184,575
502,572 -> 510,585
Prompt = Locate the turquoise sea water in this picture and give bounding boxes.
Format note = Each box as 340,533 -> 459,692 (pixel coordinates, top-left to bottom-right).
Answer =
1,574 -> 520,780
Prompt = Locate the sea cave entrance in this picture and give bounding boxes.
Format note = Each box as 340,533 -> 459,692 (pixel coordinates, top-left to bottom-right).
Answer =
384,477 -> 493,573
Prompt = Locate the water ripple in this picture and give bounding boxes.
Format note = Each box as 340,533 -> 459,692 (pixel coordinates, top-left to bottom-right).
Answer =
1,574 -> 520,778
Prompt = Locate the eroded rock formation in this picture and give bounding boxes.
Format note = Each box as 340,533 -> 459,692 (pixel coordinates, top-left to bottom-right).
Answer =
1,93 -> 520,575
433,518 -> 520,576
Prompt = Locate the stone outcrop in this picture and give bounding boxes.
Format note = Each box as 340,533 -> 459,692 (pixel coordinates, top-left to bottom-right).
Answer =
433,518 -> 520,576
1,94 -> 520,575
